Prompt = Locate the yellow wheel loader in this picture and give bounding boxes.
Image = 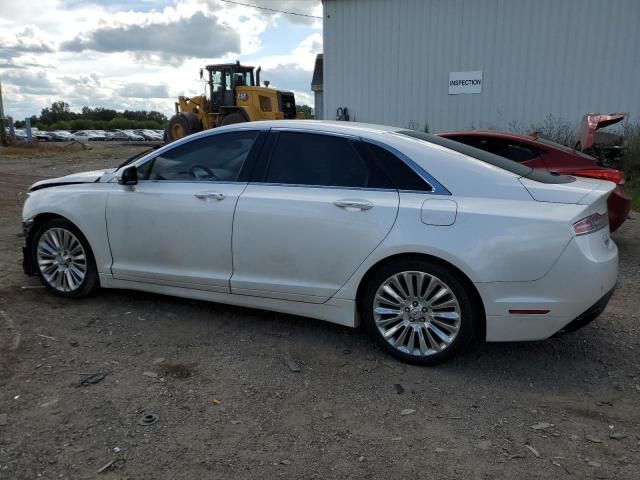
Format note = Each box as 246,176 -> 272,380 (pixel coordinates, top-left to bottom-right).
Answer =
166,61 -> 303,142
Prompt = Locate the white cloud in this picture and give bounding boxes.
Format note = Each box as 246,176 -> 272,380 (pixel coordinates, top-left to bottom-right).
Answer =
61,11 -> 241,62
117,82 -> 170,98
0,0 -> 322,120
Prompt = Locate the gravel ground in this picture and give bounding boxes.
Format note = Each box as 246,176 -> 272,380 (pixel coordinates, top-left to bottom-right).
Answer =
1,143 -> 639,479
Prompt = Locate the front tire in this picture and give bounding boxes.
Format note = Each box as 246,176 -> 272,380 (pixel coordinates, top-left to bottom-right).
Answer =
32,218 -> 99,297
361,258 -> 477,365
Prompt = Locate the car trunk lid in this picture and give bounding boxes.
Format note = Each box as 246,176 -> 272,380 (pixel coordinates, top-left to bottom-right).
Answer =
519,176 -> 615,205
578,113 -> 627,150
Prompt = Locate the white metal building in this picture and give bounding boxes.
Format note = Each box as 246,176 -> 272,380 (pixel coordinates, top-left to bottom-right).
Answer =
322,0 -> 640,131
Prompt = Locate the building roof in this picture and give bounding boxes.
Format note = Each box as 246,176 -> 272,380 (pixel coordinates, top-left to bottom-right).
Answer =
311,54 -> 323,91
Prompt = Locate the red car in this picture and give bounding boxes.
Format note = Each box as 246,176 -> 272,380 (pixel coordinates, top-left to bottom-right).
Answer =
438,130 -> 630,232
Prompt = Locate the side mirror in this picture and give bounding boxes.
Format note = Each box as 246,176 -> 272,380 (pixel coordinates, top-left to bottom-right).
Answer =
118,166 -> 138,186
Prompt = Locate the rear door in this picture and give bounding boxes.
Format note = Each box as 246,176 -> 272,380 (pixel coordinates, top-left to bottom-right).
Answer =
231,130 -> 399,303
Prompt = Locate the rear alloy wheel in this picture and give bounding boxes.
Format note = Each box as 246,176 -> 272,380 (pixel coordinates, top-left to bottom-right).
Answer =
33,218 -> 98,297
362,259 -> 476,365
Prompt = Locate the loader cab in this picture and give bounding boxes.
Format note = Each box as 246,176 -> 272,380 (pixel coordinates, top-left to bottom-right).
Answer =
205,62 -> 256,113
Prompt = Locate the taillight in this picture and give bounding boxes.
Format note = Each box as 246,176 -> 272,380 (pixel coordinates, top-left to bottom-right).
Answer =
573,168 -> 625,185
573,212 -> 609,235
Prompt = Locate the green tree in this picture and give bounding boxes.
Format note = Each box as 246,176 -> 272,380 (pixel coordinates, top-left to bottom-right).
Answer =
40,101 -> 74,125
296,104 -> 313,119
31,100 -> 168,130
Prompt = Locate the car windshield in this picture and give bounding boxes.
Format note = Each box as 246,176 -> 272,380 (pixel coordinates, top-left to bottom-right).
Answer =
535,137 -> 597,161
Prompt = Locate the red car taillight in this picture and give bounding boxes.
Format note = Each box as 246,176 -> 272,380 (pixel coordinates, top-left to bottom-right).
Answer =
573,168 -> 625,185
573,212 -> 609,236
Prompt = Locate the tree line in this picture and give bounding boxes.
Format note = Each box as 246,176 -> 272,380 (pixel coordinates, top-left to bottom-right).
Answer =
14,100 -> 314,131
15,101 -> 168,131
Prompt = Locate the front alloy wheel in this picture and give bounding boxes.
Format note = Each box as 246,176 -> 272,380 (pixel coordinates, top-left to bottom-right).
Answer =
362,259 -> 477,365
37,228 -> 87,292
32,218 -> 98,297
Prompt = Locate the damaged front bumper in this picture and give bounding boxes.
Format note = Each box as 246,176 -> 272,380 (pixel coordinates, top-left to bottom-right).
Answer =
22,220 -> 36,276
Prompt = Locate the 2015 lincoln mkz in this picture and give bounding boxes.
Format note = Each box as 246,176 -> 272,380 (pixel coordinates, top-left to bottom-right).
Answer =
21,121 -> 618,364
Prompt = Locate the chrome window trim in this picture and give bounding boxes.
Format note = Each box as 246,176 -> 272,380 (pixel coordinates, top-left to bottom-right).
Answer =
136,180 -> 248,185
246,182 -> 397,193
269,127 -> 359,140
362,138 -> 451,196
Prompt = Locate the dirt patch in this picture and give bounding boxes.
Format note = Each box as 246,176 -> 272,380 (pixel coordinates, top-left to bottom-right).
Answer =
0,144 -> 639,479
159,363 -> 195,379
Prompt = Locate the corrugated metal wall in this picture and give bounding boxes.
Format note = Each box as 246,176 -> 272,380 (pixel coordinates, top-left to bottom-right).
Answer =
323,0 -> 640,131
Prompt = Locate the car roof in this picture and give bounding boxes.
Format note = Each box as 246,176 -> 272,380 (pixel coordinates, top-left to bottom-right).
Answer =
226,119 -> 403,135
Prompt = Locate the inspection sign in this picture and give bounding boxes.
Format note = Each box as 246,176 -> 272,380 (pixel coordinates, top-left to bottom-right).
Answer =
448,71 -> 483,94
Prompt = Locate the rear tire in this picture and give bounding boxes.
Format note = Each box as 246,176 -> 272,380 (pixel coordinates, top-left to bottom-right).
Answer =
361,258 -> 477,365
31,218 -> 99,298
167,112 -> 201,142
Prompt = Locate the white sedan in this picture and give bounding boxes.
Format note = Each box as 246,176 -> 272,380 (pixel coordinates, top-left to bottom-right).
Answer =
21,121 -> 618,364
71,130 -> 105,143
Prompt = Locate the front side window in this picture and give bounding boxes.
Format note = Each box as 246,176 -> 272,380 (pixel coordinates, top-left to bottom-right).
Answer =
144,131 -> 259,181
263,132 -> 391,189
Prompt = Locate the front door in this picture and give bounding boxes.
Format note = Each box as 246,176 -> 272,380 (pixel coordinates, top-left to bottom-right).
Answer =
231,130 -> 399,303
106,130 -> 263,291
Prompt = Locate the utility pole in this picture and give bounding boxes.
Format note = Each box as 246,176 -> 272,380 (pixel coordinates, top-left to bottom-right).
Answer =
0,78 -> 7,146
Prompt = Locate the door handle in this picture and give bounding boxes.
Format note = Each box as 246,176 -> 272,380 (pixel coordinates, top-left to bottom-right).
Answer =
195,192 -> 225,201
334,199 -> 374,211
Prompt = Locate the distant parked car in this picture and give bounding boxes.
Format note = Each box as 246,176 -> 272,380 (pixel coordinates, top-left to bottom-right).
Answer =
71,130 -> 105,143
133,129 -> 158,140
91,130 -> 108,139
34,131 -> 52,142
123,130 -> 145,141
13,129 -> 28,141
438,130 -> 631,232
51,131 -> 73,142
108,130 -> 144,141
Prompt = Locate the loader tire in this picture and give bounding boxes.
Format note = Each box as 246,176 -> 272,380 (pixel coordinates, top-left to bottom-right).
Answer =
167,112 -> 201,142
221,111 -> 248,126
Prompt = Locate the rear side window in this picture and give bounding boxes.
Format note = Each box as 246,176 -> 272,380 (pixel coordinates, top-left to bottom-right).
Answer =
358,142 -> 432,192
263,131 -> 392,189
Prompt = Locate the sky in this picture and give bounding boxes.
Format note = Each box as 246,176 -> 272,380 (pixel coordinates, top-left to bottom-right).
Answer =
0,0 -> 322,120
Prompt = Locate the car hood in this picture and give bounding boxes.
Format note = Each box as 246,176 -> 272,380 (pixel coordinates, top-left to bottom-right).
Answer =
30,169 -> 115,191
